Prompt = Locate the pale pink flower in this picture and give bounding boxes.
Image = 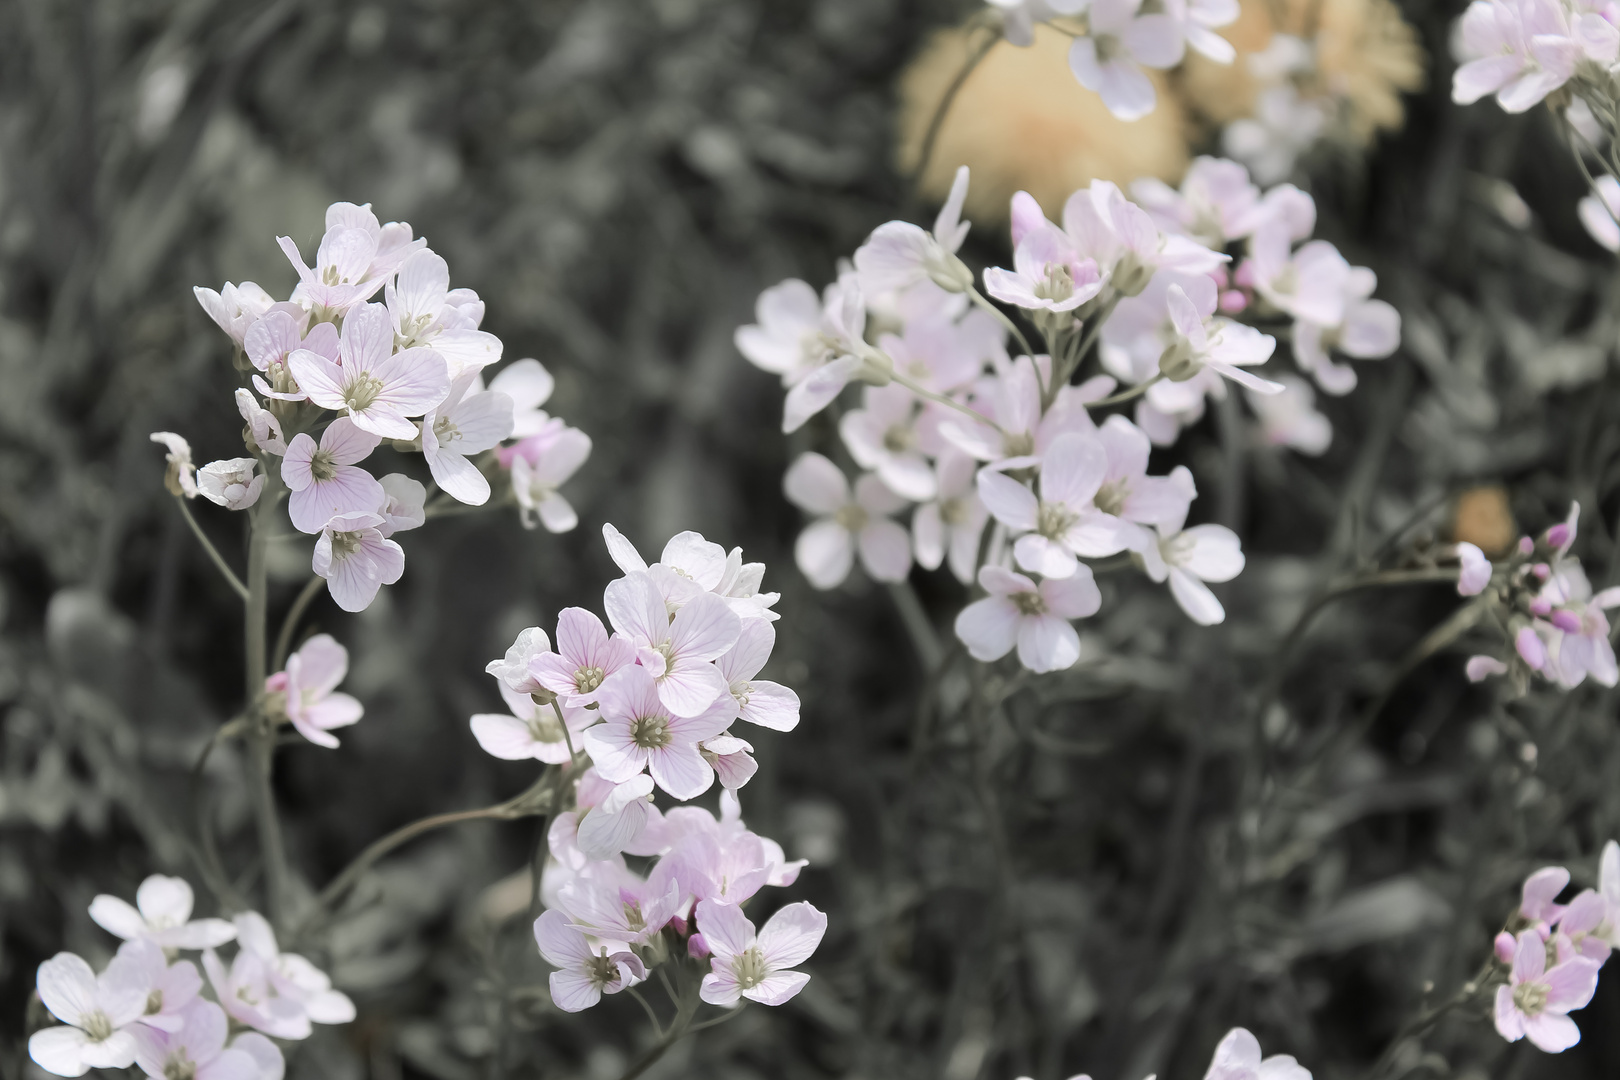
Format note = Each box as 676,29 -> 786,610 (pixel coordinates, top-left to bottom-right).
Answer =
234,390 -> 286,456
1065,181 -> 1227,296
131,1000 -> 263,1080
386,250 -> 502,376
983,223 -> 1105,313
1140,474 -> 1247,624
89,875 -> 235,950
377,473 -> 426,537
978,430 -> 1141,579
1067,0 -> 1186,121
601,525 -> 730,600
280,417 -> 384,535
714,619 -> 800,731
1160,282 -> 1282,393
696,899 -> 826,1007
193,281 -> 273,345
840,384 -> 938,500
246,309 -> 337,403
779,275 -> 874,433
954,564 -> 1102,672
533,909 -> 645,1012
486,627 -> 552,696
507,420 -> 591,532
711,544 -> 783,622
853,166 -> 975,296
421,371 -> 514,505
557,866 -> 683,947
110,939 -> 200,1034
29,953 -> 146,1076
1223,84 -> 1327,185
1456,542 -> 1493,596
703,733 -> 759,789
604,571 -> 740,716
196,458 -> 264,511
1494,928 -> 1600,1052
312,511 -> 404,613
532,607 -> 637,706
324,201 -> 425,279
1578,175 -> 1620,252
1553,889 -> 1613,963
1093,414 -> 1197,530
1452,0 -> 1580,114
735,278 -> 844,386
648,794 -> 805,905
584,665 -> 735,799
878,309 -> 1003,394
470,681 -> 591,765
278,203 -> 422,316
784,453 -> 913,588
203,913 -> 354,1041
1244,224 -> 1351,327
1291,267 -> 1400,396
487,358 -> 555,438
1132,156 -> 1264,247
1201,1027 -> 1311,1080
1466,655 -> 1510,681
1176,0 -> 1241,63
1534,562 -> 1620,688
913,450 -> 990,585
265,634 -> 363,749
574,771 -> 660,860
289,303 -> 449,439
939,354 -> 1097,466
149,432 -> 197,498
1247,375 -> 1331,455
1520,865 -> 1571,931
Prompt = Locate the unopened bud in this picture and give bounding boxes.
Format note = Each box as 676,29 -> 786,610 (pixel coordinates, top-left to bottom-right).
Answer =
687,932 -> 711,960
1494,931 -> 1516,964
531,688 -> 558,708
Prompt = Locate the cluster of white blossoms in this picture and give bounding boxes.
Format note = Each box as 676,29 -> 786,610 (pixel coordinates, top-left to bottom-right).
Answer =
474,527 -> 823,1013
738,162 -> 1398,673
987,0 -> 1240,121
1450,0 -> 1620,251
1018,1026 -> 1312,1080
1489,842 -> 1620,1052
1456,502 -> 1620,690
30,876 -> 351,1078
162,201 -> 590,612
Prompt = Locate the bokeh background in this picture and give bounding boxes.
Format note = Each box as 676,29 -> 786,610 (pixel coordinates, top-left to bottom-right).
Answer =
3,1 -> 1620,1079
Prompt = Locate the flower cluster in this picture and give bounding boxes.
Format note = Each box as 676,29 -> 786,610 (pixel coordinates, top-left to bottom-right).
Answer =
1457,502 -> 1620,690
1488,843 -> 1619,1052
737,161 -> 1398,671
989,0 -> 1241,121
168,201 -> 590,612
471,527 -> 822,1013
29,876 -> 351,1078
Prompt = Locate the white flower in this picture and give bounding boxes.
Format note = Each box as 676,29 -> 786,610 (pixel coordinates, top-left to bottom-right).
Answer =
1202,1027 -> 1312,1080
1246,375 -> 1331,455
1140,475 -> 1246,625
1457,542 -> 1493,596
377,473 -> 427,537
1067,0 -> 1187,121
840,384 -> 938,501
1132,156 -> 1264,248
421,371 -> 515,505
1160,283 -> 1281,394
470,682 -> 592,764
532,909 -> 646,1012
280,417 -> 384,535
149,432 -> 197,498
714,618 -> 801,731
783,452 -> 913,588
266,634 -> 364,749
508,422 -> 591,532
131,1001 -> 270,1080
1452,0 -> 1579,114
385,249 -> 503,377
88,875 -> 236,950
235,389 -> 287,456
196,458 -> 264,511
1291,268 -> 1400,396
202,912 -> 354,1041
853,166 -> 975,296
245,309 -> 333,403
696,899 -> 826,1007
485,626 -> 552,696
288,303 -> 450,440
488,358 -> 556,438
1578,175 -> 1620,252
913,450 -> 990,585
983,223 -> 1106,314
193,281 -> 273,345
955,564 -> 1102,672
29,953 -> 146,1077
312,510 -> 405,613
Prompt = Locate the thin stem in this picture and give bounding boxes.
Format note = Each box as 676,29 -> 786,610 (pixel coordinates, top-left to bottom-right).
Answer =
551,699 -> 578,760
615,976 -> 703,1080
175,498 -> 249,601
627,987 -> 666,1040
271,575 -> 325,674
907,22 -> 997,190
249,732 -> 289,928
245,502 -> 270,696
296,768 -> 558,940
1087,374 -> 1163,409
241,498 -> 289,927
887,580 -> 945,671
967,287 -> 1035,358
891,371 -> 1004,435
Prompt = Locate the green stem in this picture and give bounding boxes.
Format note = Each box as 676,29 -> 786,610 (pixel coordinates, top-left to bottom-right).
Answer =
271,575 -> 325,674
242,498 -> 289,927
615,977 -> 703,1080
1087,374 -> 1163,409
176,498 -> 249,601
890,371 -> 1004,435
967,286 -> 1035,359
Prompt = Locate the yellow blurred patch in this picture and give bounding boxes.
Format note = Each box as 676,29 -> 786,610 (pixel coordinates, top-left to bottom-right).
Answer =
1453,486 -> 1517,557
897,24 -> 1191,225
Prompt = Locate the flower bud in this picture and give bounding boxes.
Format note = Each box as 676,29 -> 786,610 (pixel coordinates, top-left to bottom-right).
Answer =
687,932 -> 712,960
1494,930 -> 1517,964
